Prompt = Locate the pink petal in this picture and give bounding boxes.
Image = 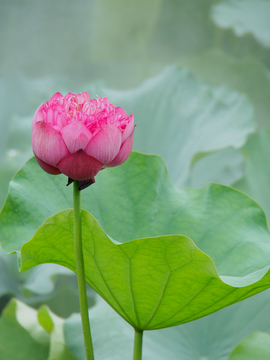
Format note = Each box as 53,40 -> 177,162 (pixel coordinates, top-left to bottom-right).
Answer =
85,124 -> 122,165
106,127 -> 134,167
55,113 -> 68,129
32,103 -> 44,130
32,121 -> 69,166
122,113 -> 134,142
77,92 -> 91,104
61,121 -> 93,153
34,154 -> 62,175
57,150 -> 103,180
46,107 -> 54,125
48,92 -> 63,105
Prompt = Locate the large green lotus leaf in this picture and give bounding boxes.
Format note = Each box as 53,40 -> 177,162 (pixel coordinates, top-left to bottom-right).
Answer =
211,0 -> 270,48
228,331 -> 270,360
234,129 -> 270,223
65,290 -> 270,360
179,48 -> 270,128
3,152 -> 270,328
1,152 -> 270,277
87,66 -> 254,186
20,207 -> 270,330
2,152 -> 270,279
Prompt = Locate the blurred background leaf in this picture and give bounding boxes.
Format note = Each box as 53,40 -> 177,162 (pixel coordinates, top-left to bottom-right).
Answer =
227,331 -> 270,360
0,298 -> 77,359
179,48 -> 270,128
211,0 -> 270,48
234,129 -> 270,223
0,247 -> 95,318
86,66 -> 255,186
0,299 -> 49,359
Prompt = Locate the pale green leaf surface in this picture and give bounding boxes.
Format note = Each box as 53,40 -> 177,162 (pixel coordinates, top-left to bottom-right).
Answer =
20,208 -> 270,330
211,0 -> 270,47
188,147 -> 245,188
234,129 -> 270,224
0,165 -> 17,211
87,66 -> 255,186
0,247 -> 22,298
179,48 -> 270,128
228,331 -> 270,360
65,290 -> 270,360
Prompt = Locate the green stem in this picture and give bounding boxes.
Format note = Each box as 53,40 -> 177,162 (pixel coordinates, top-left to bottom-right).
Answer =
73,181 -> 95,360
133,328 -> 143,360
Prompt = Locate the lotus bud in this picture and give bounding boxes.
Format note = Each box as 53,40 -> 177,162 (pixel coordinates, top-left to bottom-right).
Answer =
31,92 -> 134,188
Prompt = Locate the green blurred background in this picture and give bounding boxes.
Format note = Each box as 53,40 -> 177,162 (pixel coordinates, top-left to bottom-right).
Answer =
1,0 -> 270,359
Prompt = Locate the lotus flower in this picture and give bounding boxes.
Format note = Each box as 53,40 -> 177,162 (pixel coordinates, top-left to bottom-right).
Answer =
31,92 -> 134,182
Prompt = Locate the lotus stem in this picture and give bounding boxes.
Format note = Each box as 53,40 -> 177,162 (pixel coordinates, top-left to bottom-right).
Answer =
133,328 -> 143,360
73,180 -> 95,360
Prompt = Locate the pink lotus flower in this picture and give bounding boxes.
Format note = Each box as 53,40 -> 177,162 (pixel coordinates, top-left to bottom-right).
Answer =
32,92 -> 134,182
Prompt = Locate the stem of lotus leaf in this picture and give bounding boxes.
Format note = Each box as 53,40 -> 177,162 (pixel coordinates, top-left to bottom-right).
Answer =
73,180 -> 95,360
133,328 -> 143,360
